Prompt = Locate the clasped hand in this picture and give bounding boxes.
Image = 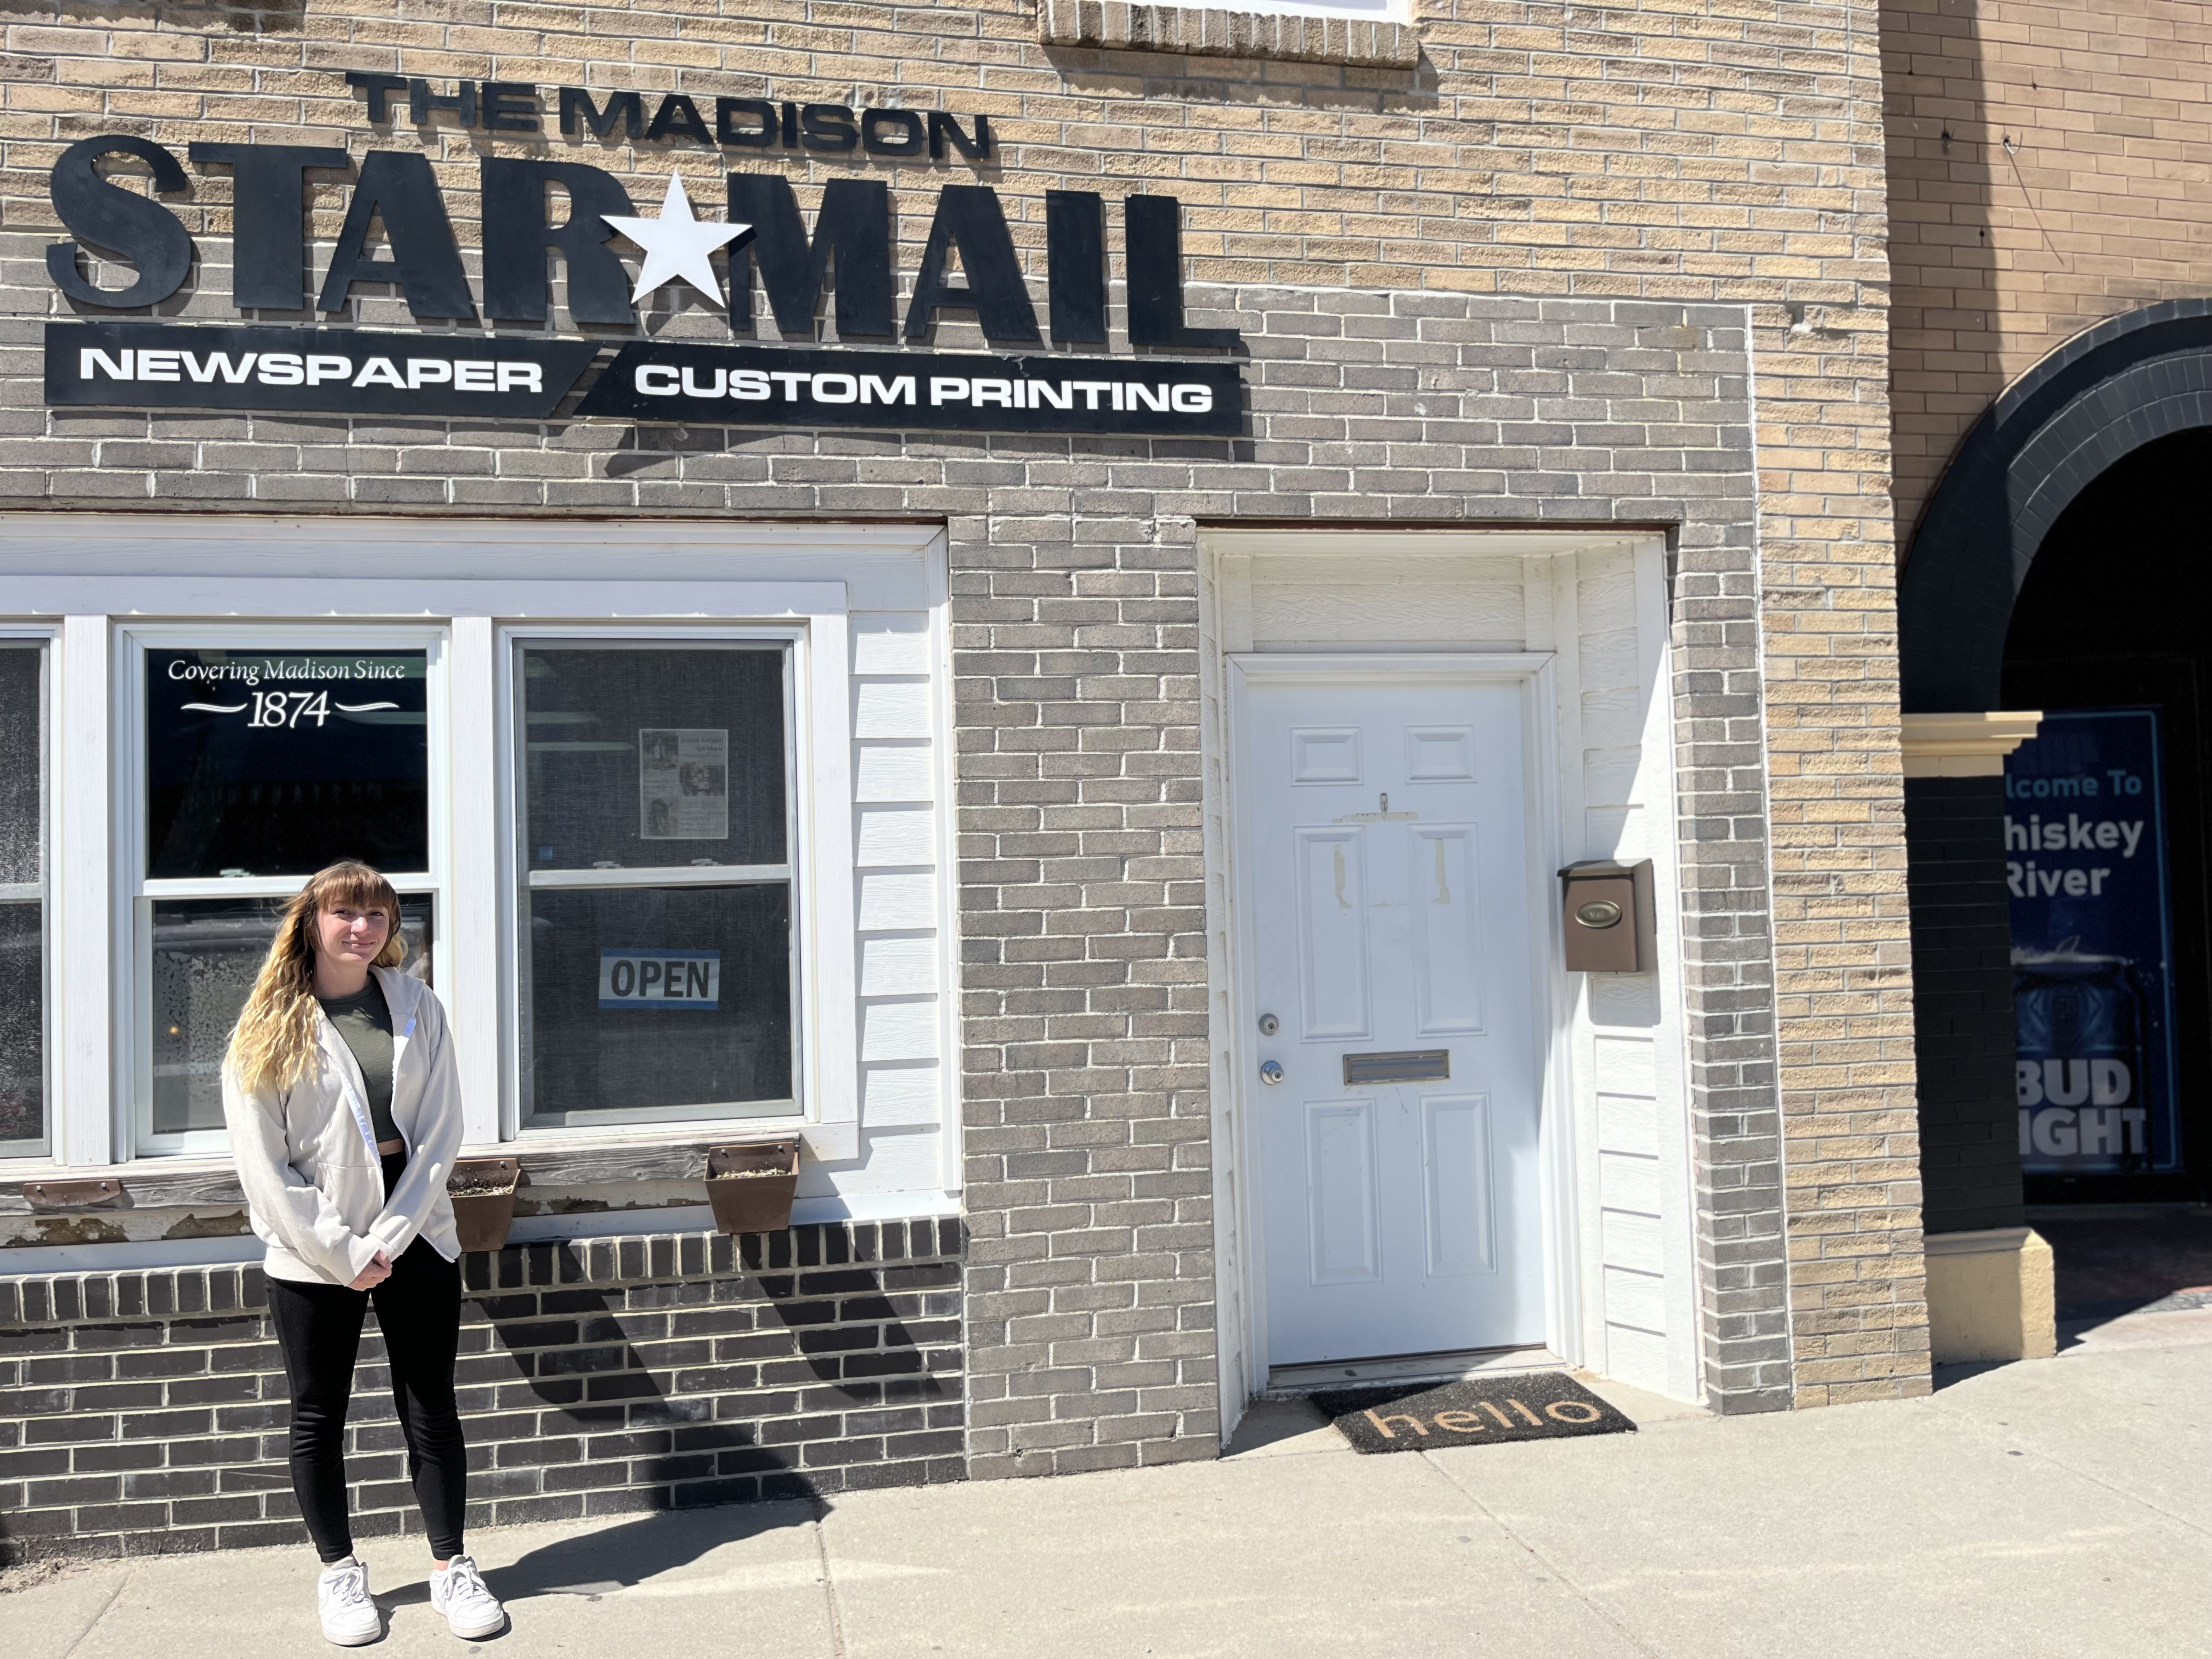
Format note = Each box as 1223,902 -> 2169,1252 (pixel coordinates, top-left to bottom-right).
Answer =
348,1249 -> 394,1290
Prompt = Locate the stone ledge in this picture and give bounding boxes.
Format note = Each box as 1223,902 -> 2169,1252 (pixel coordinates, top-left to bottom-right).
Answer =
1,1130 -> 821,1217
0,1216 -> 965,1326
1038,0 -> 1419,68
1900,710 -> 2042,777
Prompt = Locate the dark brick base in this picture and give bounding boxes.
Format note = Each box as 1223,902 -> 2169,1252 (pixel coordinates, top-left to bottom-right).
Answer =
1904,776 -> 2028,1233
0,1219 -> 963,1564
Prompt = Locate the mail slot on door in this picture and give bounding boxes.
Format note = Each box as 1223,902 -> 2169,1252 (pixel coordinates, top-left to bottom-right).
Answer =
1559,859 -> 1655,973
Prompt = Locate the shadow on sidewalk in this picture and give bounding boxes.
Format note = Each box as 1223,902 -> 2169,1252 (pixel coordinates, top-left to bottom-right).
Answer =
487,1497 -> 823,1600
366,1497 -> 823,1618
2037,1206 -> 2212,1326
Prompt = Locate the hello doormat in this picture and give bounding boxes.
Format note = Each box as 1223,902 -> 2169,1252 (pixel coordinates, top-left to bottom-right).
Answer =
1313,1373 -> 1636,1453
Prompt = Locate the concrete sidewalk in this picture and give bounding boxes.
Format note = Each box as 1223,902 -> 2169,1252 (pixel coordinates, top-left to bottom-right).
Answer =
7,1312 -> 2209,1659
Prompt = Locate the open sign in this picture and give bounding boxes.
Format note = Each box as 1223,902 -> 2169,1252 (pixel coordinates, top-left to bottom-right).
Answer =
599,950 -> 720,1010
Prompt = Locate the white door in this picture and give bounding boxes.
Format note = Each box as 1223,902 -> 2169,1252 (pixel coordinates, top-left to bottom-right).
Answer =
1237,667 -> 1546,1367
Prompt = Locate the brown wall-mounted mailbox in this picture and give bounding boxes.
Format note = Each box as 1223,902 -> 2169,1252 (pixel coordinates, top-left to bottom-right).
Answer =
1559,860 -> 1655,973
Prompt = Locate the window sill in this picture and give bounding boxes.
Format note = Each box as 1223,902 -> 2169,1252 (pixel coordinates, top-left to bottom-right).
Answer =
1037,0 -> 1419,68
1,1127 -> 824,1215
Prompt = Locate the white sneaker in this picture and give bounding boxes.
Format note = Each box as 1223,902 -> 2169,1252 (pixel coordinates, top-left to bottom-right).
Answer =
317,1556 -> 381,1646
430,1554 -> 506,1640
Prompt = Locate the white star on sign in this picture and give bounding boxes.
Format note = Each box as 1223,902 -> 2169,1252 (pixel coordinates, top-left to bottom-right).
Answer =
601,174 -> 748,307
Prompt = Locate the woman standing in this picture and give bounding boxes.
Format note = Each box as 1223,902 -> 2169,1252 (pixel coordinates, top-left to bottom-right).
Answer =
223,861 -> 506,1645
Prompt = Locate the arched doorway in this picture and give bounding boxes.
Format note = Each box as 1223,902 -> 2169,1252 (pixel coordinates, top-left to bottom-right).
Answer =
1899,303 -> 2212,1357
2004,430 -> 2212,1204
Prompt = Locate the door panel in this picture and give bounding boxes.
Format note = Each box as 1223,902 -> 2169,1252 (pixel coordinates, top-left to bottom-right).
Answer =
1405,725 -> 1477,781
1241,672 -> 1544,1366
1306,1101 -> 1383,1284
1423,1093 -> 1495,1277
1290,726 -> 1362,783
1409,826 -> 1483,1035
1294,828 -> 1370,1040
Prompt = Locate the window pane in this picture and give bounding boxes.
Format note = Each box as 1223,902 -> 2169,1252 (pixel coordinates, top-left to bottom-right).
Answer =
0,644 -> 45,1149
146,648 -> 430,879
0,903 -> 43,1147
524,884 -> 792,1122
0,646 -> 41,886
150,895 -> 433,1138
521,646 -> 788,871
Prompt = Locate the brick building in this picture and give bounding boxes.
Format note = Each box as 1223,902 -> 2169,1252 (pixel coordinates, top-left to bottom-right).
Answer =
1886,0 -> 2212,1351
0,0 -> 1950,1564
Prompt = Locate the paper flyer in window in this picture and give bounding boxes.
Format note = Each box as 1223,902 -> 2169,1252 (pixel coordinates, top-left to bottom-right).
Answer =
639,728 -> 730,840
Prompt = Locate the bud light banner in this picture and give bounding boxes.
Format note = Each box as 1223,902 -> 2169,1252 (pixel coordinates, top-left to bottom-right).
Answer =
2006,708 -> 2180,1175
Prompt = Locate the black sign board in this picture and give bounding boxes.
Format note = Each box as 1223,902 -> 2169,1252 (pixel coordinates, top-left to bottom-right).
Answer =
43,323 -> 1245,436
573,342 -> 1243,437
42,116 -> 1252,436
46,321 -> 599,418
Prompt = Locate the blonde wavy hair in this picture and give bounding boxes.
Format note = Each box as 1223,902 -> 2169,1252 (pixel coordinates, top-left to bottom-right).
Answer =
227,862 -> 405,1094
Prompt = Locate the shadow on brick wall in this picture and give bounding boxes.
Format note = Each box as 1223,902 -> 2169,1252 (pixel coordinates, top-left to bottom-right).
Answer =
414,1223 -> 963,1538
0,1222 -> 964,1565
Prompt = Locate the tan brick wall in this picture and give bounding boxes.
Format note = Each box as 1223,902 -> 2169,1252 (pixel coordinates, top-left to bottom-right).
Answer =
1884,0 -> 2212,540
1754,2 -> 1927,1400
0,0 -> 1918,1413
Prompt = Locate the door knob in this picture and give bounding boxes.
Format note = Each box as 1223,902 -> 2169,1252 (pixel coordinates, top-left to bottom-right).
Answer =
1260,1060 -> 1284,1086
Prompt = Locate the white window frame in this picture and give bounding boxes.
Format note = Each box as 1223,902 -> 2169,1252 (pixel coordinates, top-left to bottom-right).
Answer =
117,623 -> 452,1157
0,544 -> 860,1172
0,627 -> 54,1160
501,624 -> 815,1137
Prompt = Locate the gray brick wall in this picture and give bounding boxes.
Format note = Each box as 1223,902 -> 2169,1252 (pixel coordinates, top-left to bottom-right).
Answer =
946,289 -> 1791,1442
0,266 -> 1796,1452
0,1221 -> 962,1564
1675,524 -> 1794,1410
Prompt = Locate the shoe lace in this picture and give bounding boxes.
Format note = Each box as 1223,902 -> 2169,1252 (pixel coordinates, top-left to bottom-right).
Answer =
324,1562 -> 372,1609
442,1556 -> 492,1605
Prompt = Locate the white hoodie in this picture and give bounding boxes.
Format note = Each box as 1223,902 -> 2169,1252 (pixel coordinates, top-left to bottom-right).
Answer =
222,964 -> 464,1286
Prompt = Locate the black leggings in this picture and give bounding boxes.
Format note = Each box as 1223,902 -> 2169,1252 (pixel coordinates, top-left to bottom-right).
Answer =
267,1155 -> 467,1563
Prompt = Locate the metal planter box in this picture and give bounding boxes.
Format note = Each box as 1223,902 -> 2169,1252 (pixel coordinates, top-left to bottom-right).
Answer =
705,1139 -> 801,1235
446,1158 -> 521,1254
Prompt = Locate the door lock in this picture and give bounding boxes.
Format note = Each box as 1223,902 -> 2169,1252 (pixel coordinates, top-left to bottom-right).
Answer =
1259,1060 -> 1285,1086
1257,1012 -> 1279,1036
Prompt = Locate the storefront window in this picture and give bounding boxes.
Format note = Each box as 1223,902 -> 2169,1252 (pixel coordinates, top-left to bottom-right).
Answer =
146,647 -> 430,878
6,542 -> 883,1170
148,896 -> 434,1138
516,641 -> 798,1125
0,642 -> 48,1155
134,637 -> 441,1151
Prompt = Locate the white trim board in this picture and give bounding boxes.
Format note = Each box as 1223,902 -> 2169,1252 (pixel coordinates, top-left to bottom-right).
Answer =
0,515 -> 941,612
0,514 -> 943,556
0,576 -> 848,619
